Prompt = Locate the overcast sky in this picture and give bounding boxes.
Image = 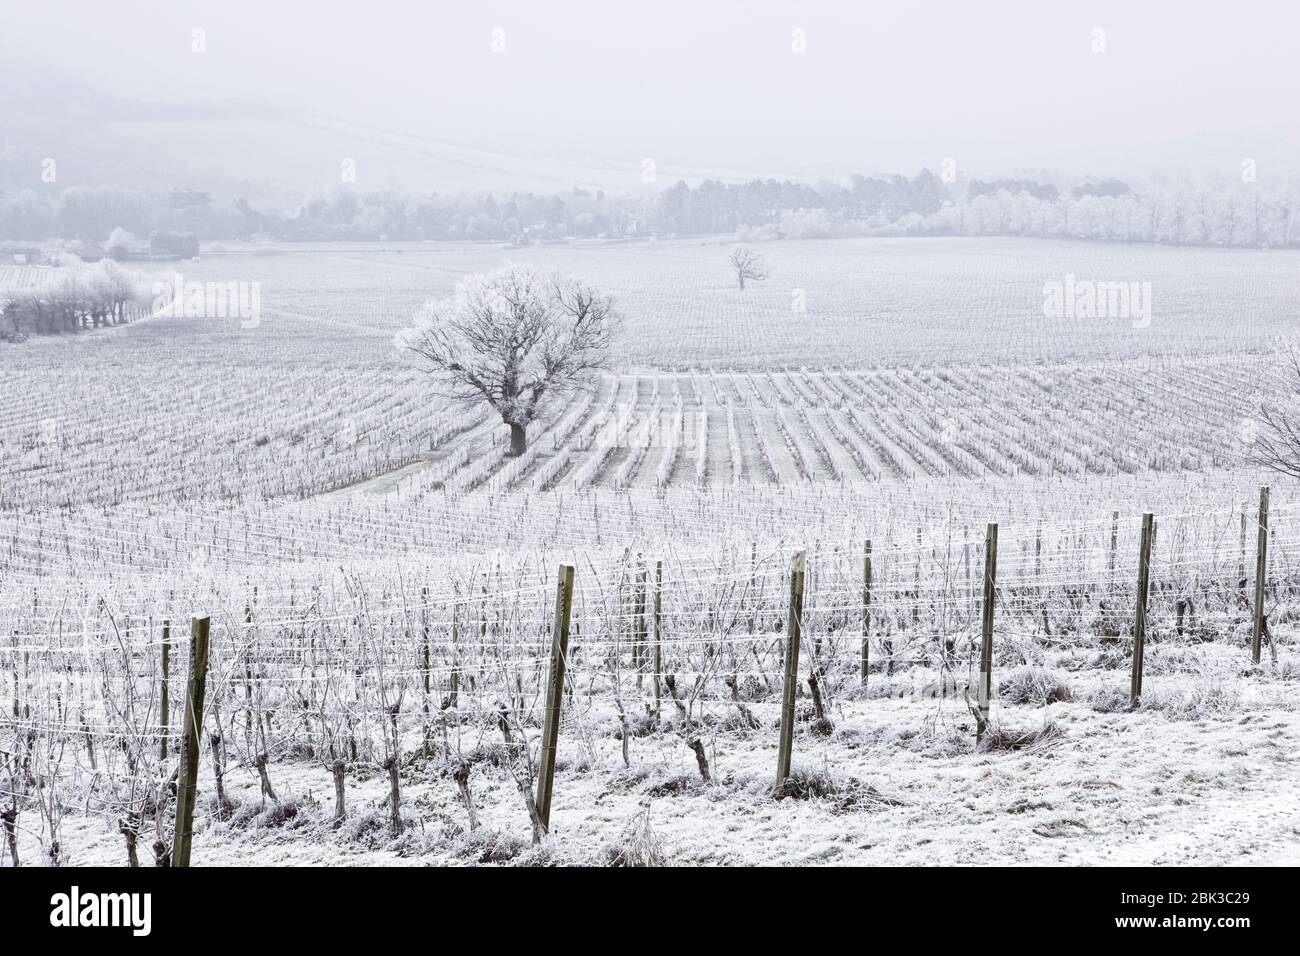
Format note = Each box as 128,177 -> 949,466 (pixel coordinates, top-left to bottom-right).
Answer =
7,0 -> 1298,188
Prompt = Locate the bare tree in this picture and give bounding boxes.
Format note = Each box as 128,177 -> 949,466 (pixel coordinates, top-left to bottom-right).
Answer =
396,264 -> 618,456
729,246 -> 768,290
1253,348 -> 1300,477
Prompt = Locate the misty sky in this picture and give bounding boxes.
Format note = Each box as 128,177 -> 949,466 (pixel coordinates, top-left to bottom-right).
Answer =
7,0 -> 1298,188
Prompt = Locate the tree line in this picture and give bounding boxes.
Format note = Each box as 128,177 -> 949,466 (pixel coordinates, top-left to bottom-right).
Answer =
2,172 -> 1299,249
0,185 -> 645,245
668,175 -> 1300,248
2,260 -> 152,341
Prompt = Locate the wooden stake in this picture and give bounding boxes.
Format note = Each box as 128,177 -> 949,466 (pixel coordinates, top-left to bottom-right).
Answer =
653,559 -> 663,717
634,559 -> 647,686
420,586 -> 430,711
774,549 -> 806,795
1130,513 -> 1154,709
1109,510 -> 1119,584
450,596 -> 460,708
1239,506 -> 1248,601
159,619 -> 171,761
536,563 -> 575,833
912,528 -> 921,625
977,523 -> 998,743
861,539 -> 872,684
243,602 -> 253,738
1251,486 -> 1270,664
172,615 -> 211,868
1035,526 -> 1042,595
748,541 -> 757,635
964,528 -> 971,616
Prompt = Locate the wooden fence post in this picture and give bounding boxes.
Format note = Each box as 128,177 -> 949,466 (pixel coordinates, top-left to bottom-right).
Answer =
634,559 -> 648,688
450,592 -> 460,708
1035,527 -> 1042,597
774,549 -> 806,796
1239,506 -> 1248,601
747,541 -> 757,635
653,559 -> 663,717
912,528 -> 921,625
977,524 -> 998,743
172,615 -> 211,868
861,539 -> 872,685
1130,513 -> 1154,709
421,587 -> 431,723
964,528 -> 972,616
243,602 -> 253,737
159,619 -> 171,761
1251,486 -> 1270,664
1109,510 -> 1119,584
536,563 -> 575,833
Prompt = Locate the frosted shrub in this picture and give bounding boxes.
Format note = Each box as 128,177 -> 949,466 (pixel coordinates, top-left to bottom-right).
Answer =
999,665 -> 1072,705
602,808 -> 664,867
1145,680 -> 1240,719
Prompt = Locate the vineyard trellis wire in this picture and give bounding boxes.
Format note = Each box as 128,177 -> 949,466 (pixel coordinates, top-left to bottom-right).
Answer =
1,490 -> 1293,866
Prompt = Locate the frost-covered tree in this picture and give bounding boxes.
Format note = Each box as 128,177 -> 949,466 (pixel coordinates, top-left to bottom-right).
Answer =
106,227 -> 137,260
780,208 -> 834,239
729,246 -> 767,289
1,262 -> 149,337
395,264 -> 618,456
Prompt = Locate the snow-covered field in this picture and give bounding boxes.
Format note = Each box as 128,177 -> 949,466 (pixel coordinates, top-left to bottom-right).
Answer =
18,644 -> 1297,867
3,238 -> 1299,867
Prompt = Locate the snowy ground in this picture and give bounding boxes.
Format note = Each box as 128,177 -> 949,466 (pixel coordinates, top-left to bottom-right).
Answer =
19,644 -> 1298,867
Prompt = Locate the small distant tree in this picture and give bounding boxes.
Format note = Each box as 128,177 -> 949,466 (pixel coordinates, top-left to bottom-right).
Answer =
396,264 -> 618,456
106,228 -> 137,260
729,246 -> 767,290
